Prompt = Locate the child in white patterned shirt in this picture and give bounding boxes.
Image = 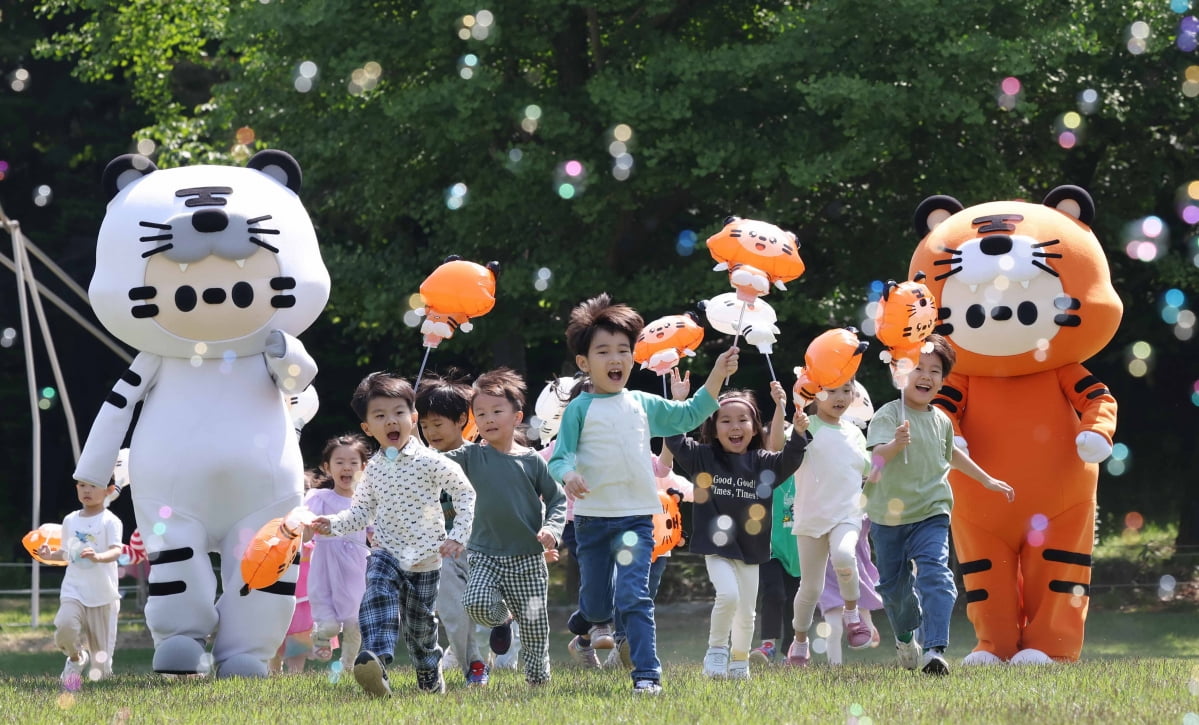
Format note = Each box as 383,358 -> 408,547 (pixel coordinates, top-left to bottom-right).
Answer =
312,372 -> 475,698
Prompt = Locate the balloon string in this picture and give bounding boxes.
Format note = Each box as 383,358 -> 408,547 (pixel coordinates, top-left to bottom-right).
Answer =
415,346 -> 432,390
765,354 -> 777,382
726,300 -> 748,386
901,385 -> 909,465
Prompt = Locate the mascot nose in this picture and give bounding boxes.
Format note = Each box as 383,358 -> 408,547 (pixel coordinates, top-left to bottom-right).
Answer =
192,208 -> 229,233
979,235 -> 1013,256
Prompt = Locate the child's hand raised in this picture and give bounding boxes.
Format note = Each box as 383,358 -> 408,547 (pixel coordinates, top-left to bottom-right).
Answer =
793,410 -> 810,434
893,420 -> 911,448
669,367 -> 691,401
768,380 -> 787,407
713,346 -> 740,379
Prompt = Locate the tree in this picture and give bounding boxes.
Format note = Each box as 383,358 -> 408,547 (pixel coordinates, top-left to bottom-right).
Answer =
21,0 -> 1199,540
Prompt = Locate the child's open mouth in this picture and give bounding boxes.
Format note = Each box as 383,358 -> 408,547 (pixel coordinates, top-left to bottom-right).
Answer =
607,369 -> 623,381
387,432 -> 401,442
728,434 -> 744,446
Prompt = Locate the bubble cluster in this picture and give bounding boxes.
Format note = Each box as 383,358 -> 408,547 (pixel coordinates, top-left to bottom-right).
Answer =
348,62 -> 382,95
609,124 -> 635,180
1105,442 -> 1130,477
1126,20 -> 1151,55
33,184 -> 52,207
1077,88 -> 1100,114
1179,16 -> 1199,53
848,703 -> 874,725
1055,111 -> 1083,149
458,10 -> 495,41
554,160 -> 587,199
521,104 -> 541,134
1178,182 -> 1199,223
294,60 -> 319,93
1124,340 -> 1154,379
8,67 -> 29,92
445,182 -> 468,210
1159,574 -> 1178,600
1160,288 -> 1195,341
505,147 -> 524,172
0,160 -> 9,182
996,76 -> 1022,110
1173,1 -> 1192,16
458,54 -> 479,80
1122,216 -> 1166,262
1027,512 -> 1049,547
1184,65 -> 1199,97
533,266 -> 553,292
37,386 -> 56,411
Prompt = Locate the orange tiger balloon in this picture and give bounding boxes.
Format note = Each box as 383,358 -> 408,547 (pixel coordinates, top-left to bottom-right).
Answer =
633,313 -> 705,375
418,256 -> 500,348
909,185 -> 1121,663
22,523 -> 67,567
240,514 -> 304,594
707,217 -> 805,304
652,490 -> 684,562
792,327 -> 869,402
874,275 -> 939,382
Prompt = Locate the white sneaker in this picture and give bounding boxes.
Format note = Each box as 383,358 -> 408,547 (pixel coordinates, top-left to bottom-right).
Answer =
589,624 -> 615,650
61,650 -> 89,688
569,635 -> 602,669
727,659 -> 750,680
702,646 -> 729,678
921,649 -> 950,676
895,636 -> 921,670
632,678 -> 663,695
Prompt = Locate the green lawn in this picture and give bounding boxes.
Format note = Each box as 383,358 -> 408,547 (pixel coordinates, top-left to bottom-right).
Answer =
1,598 -> 1197,723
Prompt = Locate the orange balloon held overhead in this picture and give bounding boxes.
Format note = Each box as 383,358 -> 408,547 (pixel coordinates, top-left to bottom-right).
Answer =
634,313 -> 705,376
23,523 -> 66,566
707,216 -> 805,305
792,327 -> 869,402
416,256 -> 501,349
874,274 -> 938,387
652,490 -> 684,562
239,507 -> 314,595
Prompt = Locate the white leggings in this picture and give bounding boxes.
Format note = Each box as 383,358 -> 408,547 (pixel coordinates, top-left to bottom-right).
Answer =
705,555 -> 759,657
792,521 -> 862,634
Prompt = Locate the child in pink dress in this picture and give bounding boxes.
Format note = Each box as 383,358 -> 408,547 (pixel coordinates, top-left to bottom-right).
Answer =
306,434 -> 372,672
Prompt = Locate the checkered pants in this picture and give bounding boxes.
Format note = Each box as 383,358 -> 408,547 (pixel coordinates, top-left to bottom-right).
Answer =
463,552 -> 551,684
358,547 -> 442,672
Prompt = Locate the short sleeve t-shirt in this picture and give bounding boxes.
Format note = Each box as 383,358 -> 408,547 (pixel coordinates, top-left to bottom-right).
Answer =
864,400 -> 954,526
59,509 -> 122,607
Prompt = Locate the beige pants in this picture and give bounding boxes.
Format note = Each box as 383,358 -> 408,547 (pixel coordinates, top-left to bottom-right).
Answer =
54,597 -> 119,678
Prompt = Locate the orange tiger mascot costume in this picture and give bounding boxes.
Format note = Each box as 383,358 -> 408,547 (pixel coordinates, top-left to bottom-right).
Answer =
909,186 -> 1121,664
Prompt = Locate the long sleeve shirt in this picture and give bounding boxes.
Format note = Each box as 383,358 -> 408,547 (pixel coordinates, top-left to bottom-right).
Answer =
327,437 -> 474,572
444,442 -> 566,556
665,428 -> 808,564
549,388 -> 718,517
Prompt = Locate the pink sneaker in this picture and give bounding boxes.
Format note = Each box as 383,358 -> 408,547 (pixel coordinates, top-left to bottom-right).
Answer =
784,640 -> 810,667
844,612 -> 875,650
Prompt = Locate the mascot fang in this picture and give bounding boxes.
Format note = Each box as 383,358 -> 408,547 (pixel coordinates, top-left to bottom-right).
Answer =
73,150 -> 331,677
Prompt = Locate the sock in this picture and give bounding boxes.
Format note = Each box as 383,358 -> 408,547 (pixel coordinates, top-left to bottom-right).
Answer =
843,608 -> 861,624
896,631 -> 913,643
579,637 -> 592,647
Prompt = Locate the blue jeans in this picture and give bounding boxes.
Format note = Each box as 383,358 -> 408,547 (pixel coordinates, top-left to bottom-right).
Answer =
614,555 -> 667,640
869,514 -> 956,650
567,514 -> 659,682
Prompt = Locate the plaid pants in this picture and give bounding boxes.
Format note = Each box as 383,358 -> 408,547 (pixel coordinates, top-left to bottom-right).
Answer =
358,547 -> 442,672
464,552 -> 551,684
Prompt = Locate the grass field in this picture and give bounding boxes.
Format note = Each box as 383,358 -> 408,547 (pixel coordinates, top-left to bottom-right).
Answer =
2,598 -> 1197,724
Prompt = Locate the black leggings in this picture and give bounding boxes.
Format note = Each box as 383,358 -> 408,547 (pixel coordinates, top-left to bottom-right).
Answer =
756,557 -> 800,642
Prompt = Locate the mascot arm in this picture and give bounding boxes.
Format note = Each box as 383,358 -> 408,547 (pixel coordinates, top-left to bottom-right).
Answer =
73,352 -> 162,486
932,371 -> 968,438
264,330 -> 319,393
1058,363 -> 1117,443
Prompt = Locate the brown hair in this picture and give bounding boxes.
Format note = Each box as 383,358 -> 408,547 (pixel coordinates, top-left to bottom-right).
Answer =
564,293 -> 644,356
924,333 -> 957,377
700,389 -> 767,453
350,372 -> 415,422
473,367 -> 527,412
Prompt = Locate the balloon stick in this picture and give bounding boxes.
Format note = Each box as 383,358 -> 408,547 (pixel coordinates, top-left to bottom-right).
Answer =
415,347 -> 432,389
764,353 -> 777,383
662,375 -> 669,398
726,300 -> 748,386
901,385 -> 909,464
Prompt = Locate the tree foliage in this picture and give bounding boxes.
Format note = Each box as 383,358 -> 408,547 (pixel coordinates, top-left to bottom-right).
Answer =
10,0 -> 1199,532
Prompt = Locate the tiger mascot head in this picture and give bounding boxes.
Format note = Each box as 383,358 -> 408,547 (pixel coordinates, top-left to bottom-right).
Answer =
91,150 -> 330,358
909,185 -> 1122,377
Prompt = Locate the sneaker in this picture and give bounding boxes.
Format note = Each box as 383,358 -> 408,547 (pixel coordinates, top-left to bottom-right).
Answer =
604,637 -> 633,670
895,635 -> 921,670
313,643 -> 333,661
844,611 -> 875,650
589,623 -> 615,650
702,646 -> 729,677
568,635 -> 602,669
921,649 -> 950,676
61,650 -> 89,689
784,640 -> 810,667
352,650 -> 391,698
632,678 -> 663,695
489,617 -> 514,655
727,659 -> 750,680
748,641 -> 776,667
466,660 -> 489,687
416,662 -> 446,694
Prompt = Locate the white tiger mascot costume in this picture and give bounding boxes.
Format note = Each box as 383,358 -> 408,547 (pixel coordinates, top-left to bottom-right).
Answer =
73,150 -> 330,677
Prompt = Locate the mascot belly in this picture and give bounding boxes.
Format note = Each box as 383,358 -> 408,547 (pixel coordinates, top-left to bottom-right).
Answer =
73,151 -> 330,677
909,186 -> 1121,663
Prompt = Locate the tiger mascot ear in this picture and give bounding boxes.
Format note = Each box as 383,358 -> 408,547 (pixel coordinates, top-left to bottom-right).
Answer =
1041,185 -> 1095,225
913,195 -> 964,237
102,155 -> 158,200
